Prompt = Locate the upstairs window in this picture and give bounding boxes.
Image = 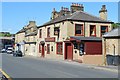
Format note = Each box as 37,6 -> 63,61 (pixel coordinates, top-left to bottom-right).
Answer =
56,42 -> 63,55
47,27 -> 50,37
54,27 -> 59,35
101,26 -> 108,36
75,24 -> 84,36
39,29 -> 42,38
90,25 -> 96,37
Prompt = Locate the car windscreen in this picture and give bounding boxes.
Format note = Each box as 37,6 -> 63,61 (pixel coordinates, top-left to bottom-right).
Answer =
7,49 -> 12,50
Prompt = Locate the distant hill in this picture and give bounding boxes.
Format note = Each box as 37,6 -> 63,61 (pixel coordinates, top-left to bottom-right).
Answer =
0,32 -> 15,37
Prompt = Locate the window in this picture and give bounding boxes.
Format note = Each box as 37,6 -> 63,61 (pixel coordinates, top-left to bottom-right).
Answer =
39,44 -> 41,53
33,46 -> 35,52
54,27 -> 59,35
51,46 -> 53,51
101,26 -> 108,36
56,42 -> 63,55
47,27 -> 50,37
75,24 -> 84,36
74,43 -> 78,49
39,29 -> 42,38
47,44 -> 50,54
79,43 -> 84,56
90,25 -> 96,36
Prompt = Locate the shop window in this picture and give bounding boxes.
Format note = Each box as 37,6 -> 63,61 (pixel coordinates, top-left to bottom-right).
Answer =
39,44 -> 41,53
73,42 -> 78,49
51,46 -> 53,51
47,44 -> 50,54
39,29 -> 42,38
79,43 -> 84,56
45,46 -> 46,51
75,24 -> 84,36
47,27 -> 50,37
56,42 -> 63,55
101,26 -> 108,36
90,25 -> 96,37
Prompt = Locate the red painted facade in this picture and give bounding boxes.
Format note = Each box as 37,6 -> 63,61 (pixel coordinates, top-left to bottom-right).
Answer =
84,42 -> 102,55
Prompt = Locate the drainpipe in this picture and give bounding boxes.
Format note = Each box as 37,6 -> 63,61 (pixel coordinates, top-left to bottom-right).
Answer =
113,44 -> 115,56
104,38 -> 107,66
84,22 -> 85,37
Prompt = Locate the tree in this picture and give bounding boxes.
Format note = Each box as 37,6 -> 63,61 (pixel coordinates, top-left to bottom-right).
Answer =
112,23 -> 120,29
0,32 -> 12,37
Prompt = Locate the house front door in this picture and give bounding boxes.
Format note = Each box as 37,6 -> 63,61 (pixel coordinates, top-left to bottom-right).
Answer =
65,42 -> 73,60
41,45 -> 45,57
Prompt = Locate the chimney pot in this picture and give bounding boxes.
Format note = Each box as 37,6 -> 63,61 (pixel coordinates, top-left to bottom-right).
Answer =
75,3 -> 77,6
53,8 -> 55,11
65,8 -> 67,11
77,3 -> 79,6
73,3 -> 75,6
63,7 -> 64,10
61,7 -> 63,10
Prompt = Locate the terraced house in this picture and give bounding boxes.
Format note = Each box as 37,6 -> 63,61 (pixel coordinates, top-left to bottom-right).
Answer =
37,4 -> 113,65
15,21 -> 37,56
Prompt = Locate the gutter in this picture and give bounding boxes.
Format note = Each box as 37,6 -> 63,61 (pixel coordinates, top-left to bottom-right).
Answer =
38,19 -> 113,28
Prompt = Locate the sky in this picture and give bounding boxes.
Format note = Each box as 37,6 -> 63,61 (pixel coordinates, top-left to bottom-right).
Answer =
1,2 -> 118,34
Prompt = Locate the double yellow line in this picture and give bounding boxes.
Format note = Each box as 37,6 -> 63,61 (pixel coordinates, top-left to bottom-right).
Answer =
0,68 -> 12,80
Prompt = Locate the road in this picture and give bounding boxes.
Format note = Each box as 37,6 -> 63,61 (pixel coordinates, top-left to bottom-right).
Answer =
2,53 -> 118,78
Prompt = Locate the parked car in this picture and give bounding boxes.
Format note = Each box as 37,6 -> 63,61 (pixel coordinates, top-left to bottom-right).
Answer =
13,50 -> 22,57
1,49 -> 6,53
6,48 -> 13,54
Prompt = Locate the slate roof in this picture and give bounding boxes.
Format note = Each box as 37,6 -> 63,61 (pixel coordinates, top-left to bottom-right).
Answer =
103,27 -> 120,38
16,28 -> 25,34
70,36 -> 102,41
25,31 -> 37,37
38,11 -> 113,27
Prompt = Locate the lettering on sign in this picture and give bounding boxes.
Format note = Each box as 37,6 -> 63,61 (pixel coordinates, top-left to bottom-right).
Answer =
45,37 -> 55,42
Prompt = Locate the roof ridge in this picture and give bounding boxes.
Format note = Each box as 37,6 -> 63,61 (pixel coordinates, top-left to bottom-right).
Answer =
67,11 -> 79,19
80,11 -> 109,22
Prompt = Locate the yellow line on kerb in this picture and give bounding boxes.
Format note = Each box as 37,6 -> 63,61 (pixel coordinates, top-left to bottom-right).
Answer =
0,68 -> 12,80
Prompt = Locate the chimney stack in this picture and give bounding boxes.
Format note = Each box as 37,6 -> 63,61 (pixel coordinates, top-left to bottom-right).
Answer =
29,21 -> 36,25
99,5 -> 107,20
60,7 -> 70,16
71,3 -> 84,13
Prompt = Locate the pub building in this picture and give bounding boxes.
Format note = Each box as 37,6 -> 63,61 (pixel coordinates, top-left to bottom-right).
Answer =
37,4 -> 113,65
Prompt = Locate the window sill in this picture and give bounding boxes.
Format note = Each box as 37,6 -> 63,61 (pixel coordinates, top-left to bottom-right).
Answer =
57,53 -> 63,55
75,34 -> 84,36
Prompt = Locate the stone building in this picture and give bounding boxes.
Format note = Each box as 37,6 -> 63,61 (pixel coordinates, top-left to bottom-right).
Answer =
15,21 -> 37,56
37,4 -> 113,65
103,27 -> 120,65
15,28 -> 25,55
